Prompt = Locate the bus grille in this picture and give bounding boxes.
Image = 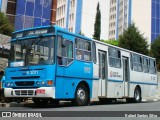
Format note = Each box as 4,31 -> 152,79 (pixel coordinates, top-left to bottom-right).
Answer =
15,81 -> 35,86
15,90 -> 34,96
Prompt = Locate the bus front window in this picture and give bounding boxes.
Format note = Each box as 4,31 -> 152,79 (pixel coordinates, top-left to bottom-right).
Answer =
9,36 -> 54,67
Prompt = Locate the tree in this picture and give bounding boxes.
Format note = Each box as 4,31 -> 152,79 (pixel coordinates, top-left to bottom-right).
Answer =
118,23 -> 149,55
150,36 -> 160,71
101,39 -> 119,46
0,12 -> 13,36
93,2 -> 101,41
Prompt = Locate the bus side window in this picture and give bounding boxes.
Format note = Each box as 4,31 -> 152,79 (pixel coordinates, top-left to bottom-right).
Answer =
133,54 -> 142,72
92,42 -> 97,63
143,57 -> 149,73
109,47 -> 121,68
149,59 -> 156,74
130,54 -> 133,70
57,36 -> 73,66
76,50 -> 83,60
75,38 -> 91,62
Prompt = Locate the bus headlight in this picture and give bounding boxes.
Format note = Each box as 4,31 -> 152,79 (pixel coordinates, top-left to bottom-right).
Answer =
47,80 -> 53,85
10,82 -> 14,86
36,81 -> 40,85
6,82 -> 10,87
41,81 -> 45,85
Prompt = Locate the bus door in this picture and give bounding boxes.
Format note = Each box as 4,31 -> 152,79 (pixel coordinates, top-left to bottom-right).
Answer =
122,57 -> 129,97
98,50 -> 107,96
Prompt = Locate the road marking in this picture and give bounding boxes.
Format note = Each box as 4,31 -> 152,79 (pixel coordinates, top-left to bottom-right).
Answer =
153,99 -> 158,101
142,99 -> 147,102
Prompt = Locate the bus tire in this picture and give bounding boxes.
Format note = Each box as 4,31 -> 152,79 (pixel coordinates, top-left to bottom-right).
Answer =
133,88 -> 141,103
0,95 -> 5,103
73,84 -> 89,106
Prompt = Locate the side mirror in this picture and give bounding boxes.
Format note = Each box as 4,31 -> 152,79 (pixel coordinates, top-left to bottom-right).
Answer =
62,38 -> 66,47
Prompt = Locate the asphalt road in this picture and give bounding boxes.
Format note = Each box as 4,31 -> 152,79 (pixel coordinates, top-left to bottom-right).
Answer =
0,100 -> 160,120
0,100 -> 160,111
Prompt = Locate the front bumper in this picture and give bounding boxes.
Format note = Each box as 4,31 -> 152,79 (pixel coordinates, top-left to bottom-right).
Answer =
4,87 -> 55,98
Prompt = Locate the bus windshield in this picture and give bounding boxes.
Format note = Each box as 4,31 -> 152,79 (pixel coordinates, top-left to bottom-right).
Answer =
9,36 -> 54,67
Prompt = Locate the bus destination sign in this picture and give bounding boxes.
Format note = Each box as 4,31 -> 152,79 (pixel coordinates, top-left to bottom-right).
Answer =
11,27 -> 54,39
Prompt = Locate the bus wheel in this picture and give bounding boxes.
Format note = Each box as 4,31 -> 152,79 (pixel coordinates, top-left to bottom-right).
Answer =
73,84 -> 89,106
133,88 -> 141,103
0,95 -> 5,103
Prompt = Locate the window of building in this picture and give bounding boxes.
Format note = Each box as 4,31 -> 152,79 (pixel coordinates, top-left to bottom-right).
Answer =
109,47 -> 121,68
6,1 -> 16,14
75,38 -> 91,61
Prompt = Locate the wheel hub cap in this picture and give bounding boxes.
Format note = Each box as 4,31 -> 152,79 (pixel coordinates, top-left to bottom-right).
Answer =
77,88 -> 85,102
135,90 -> 140,101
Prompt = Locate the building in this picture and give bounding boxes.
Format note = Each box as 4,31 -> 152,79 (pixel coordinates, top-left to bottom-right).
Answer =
0,0 -> 8,13
108,0 -> 117,40
14,0 -> 54,30
1,0 -> 57,30
109,0 -> 160,44
56,0 -> 110,40
51,0 -> 57,25
6,0 -> 17,26
152,0 -> 160,43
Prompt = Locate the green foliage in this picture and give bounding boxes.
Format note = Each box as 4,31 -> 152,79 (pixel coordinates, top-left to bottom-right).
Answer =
93,2 -> 101,41
101,39 -> 119,46
118,23 -> 149,55
0,12 -> 13,36
151,36 -> 160,71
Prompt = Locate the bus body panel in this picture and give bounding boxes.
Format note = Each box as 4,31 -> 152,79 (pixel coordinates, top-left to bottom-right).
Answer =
55,30 -> 94,99
55,77 -> 93,99
4,87 -> 55,98
94,40 -> 158,99
95,42 -> 108,97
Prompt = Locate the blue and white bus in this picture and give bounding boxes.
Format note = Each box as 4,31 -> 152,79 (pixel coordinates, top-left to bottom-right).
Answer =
3,25 -> 158,106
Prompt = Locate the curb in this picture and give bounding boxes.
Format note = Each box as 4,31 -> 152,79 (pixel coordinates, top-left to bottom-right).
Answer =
142,98 -> 160,102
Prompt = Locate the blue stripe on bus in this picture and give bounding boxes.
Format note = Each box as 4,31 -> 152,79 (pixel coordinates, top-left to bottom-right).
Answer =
130,81 -> 157,86
107,79 -> 157,86
108,79 -> 123,83
56,75 -> 98,80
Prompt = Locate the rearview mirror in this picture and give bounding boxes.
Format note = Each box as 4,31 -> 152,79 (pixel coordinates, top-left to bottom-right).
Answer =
62,38 -> 66,47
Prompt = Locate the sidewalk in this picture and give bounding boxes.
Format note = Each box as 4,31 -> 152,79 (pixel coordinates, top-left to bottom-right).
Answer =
142,90 -> 160,102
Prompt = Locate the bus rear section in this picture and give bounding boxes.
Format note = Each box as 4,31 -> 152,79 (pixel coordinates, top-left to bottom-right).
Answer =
94,40 -> 158,103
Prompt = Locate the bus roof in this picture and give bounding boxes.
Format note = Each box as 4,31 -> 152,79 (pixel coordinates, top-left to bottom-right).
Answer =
11,25 -> 154,59
93,39 -> 155,60
11,25 -> 92,41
